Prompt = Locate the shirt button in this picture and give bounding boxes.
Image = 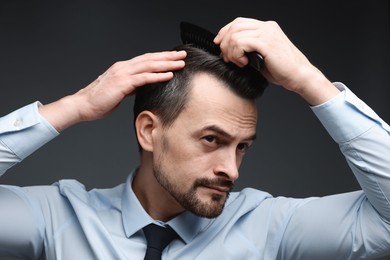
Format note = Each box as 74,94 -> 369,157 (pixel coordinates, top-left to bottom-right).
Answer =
13,119 -> 23,128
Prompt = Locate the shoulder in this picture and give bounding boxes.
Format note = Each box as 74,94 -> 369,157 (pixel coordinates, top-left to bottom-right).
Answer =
225,188 -> 273,211
19,179 -> 126,212
56,179 -> 126,210
224,188 -> 313,218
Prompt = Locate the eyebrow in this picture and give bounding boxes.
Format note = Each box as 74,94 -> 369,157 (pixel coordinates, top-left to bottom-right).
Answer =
201,125 -> 257,142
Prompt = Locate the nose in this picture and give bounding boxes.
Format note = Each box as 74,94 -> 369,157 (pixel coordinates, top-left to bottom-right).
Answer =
213,149 -> 240,181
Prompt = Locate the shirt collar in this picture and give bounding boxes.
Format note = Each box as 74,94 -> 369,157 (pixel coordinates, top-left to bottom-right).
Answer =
121,169 -> 213,244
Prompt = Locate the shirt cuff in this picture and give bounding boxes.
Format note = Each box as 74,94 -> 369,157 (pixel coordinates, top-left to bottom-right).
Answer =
311,82 -> 390,144
0,101 -> 59,160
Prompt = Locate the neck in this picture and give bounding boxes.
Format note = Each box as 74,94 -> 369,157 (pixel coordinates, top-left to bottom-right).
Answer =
132,152 -> 185,222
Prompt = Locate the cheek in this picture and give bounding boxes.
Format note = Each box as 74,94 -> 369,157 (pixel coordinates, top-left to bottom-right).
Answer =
158,133 -> 217,178
163,147 -> 215,184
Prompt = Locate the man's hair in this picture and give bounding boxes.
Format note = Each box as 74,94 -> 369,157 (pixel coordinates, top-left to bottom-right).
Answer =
133,44 -> 266,137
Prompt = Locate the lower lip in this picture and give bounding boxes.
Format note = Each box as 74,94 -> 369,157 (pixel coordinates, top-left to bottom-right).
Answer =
203,186 -> 227,195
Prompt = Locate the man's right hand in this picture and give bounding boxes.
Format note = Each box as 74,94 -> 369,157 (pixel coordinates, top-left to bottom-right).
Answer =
39,50 -> 186,132
214,17 -> 339,106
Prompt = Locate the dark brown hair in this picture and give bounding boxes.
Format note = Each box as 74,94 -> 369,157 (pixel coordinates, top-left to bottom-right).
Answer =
134,44 -> 266,133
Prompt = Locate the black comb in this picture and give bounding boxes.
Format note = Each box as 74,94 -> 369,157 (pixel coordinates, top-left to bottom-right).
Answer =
180,21 -> 265,72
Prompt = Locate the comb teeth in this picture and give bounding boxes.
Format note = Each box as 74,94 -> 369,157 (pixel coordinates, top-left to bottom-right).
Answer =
180,21 -> 265,73
180,22 -> 221,56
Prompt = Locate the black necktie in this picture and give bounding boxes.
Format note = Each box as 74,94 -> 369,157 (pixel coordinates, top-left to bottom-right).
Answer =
143,223 -> 178,260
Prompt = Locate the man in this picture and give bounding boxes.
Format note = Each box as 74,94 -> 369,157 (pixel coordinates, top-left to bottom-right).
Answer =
1,17 -> 389,259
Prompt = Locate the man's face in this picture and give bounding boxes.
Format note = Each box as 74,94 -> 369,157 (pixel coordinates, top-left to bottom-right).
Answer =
153,73 -> 257,218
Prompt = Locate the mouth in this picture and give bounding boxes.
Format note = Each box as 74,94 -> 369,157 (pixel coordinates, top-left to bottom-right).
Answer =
194,178 -> 234,197
202,185 -> 231,195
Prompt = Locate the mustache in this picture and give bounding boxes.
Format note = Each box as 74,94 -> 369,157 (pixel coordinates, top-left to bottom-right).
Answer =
193,178 -> 234,191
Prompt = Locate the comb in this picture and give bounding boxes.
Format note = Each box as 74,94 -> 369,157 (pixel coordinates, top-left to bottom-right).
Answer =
180,21 -> 265,72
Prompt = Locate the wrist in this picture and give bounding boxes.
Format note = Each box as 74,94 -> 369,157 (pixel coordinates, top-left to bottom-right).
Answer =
38,95 -> 83,132
293,66 -> 340,106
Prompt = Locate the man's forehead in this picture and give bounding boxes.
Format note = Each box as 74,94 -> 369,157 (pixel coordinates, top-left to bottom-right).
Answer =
182,73 -> 258,129
187,73 -> 256,108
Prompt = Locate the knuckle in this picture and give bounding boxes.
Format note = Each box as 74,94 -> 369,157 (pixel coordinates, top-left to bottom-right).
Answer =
141,62 -> 155,72
230,34 -> 241,46
110,61 -> 123,71
266,20 -> 280,29
142,52 -> 155,59
134,73 -> 149,85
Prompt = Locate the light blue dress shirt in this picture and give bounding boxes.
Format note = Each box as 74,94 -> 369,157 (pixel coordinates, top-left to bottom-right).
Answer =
0,83 -> 390,259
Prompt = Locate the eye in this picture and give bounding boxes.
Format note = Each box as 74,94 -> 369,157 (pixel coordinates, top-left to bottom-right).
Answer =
237,143 -> 250,153
203,135 -> 217,143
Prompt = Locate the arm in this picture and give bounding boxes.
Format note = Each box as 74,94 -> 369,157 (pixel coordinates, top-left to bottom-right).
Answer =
0,102 -> 59,176
0,50 -> 186,174
312,82 -> 390,221
0,50 -> 186,258
215,17 -> 390,257
39,50 -> 186,132
214,18 -> 390,219
214,17 -> 340,105
278,84 -> 390,259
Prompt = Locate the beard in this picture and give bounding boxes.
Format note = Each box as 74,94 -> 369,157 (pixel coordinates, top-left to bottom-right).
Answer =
154,166 -> 233,218
153,138 -> 234,218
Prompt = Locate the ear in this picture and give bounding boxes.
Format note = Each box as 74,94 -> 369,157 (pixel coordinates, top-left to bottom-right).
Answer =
135,111 -> 160,152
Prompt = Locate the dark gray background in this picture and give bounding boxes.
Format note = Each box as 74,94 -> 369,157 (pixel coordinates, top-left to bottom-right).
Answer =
1,0 -> 389,199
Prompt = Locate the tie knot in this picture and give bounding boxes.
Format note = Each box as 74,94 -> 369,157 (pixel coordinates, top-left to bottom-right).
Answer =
143,224 -> 178,260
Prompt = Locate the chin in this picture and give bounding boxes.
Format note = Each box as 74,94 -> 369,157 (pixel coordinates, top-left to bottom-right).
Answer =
188,194 -> 227,218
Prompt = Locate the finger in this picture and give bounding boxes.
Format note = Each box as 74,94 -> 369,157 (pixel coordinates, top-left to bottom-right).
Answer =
119,72 -> 175,95
120,59 -> 185,76
214,21 -> 234,44
114,51 -> 186,77
214,17 -> 260,44
220,31 -> 262,67
129,50 -> 187,64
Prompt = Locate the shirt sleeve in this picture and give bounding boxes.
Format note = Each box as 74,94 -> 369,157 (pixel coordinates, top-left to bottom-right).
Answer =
0,102 -> 59,176
278,83 -> 390,259
311,82 -> 390,142
312,82 -> 390,220
0,185 -> 46,258
0,102 -> 58,258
